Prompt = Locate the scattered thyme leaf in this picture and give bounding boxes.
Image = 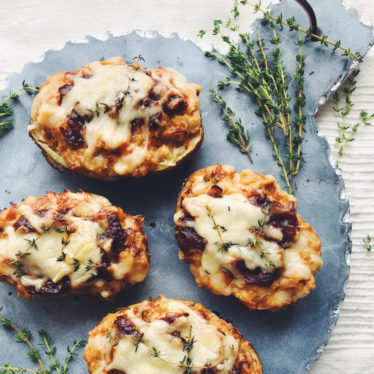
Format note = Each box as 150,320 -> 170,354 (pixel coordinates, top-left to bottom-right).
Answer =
219,266 -> 231,274
72,258 -> 80,272
216,242 -> 233,252
151,347 -> 161,358
364,235 -> 372,252
84,259 -> 95,272
16,251 -> 31,259
9,260 -> 24,277
106,330 -> 112,343
56,252 -> 66,262
134,333 -> 144,352
25,238 -> 38,250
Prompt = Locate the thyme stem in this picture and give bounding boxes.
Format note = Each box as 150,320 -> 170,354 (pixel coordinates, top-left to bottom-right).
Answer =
336,112 -> 374,162
206,206 -> 225,243
241,0 -> 361,61
39,331 -> 61,374
294,30 -> 306,182
0,366 -> 38,373
62,340 -> 86,374
335,69 -> 359,149
0,315 -> 47,374
264,116 -> 293,193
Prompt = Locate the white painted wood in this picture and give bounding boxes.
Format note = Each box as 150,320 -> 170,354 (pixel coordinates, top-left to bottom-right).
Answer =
0,1 -> 373,372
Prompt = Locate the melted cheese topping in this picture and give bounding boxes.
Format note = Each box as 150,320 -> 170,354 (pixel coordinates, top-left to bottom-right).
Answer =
108,299 -> 238,374
0,191 -> 149,297
6,216 -> 103,288
181,194 -> 284,280
0,198 -> 107,289
174,164 -> 323,311
29,57 -> 203,178
67,62 -> 157,172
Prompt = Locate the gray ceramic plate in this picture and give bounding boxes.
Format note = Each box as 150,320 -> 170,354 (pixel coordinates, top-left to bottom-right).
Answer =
0,0 -> 372,373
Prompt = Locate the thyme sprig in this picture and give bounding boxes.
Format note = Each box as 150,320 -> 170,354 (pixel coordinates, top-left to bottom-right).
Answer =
294,31 -> 306,179
336,110 -> 373,162
249,203 -> 275,269
206,206 -> 225,244
0,81 -> 39,138
61,340 -> 86,374
199,0 -> 363,192
240,1 -> 361,61
180,326 -> 194,373
200,7 -> 302,192
333,69 -> 373,162
210,88 -> 253,163
0,310 -> 85,374
334,69 -> 359,145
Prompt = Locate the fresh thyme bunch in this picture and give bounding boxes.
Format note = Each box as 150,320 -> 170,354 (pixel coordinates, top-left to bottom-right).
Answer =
198,0 -> 361,193
0,308 -> 85,374
199,7 -> 306,192
0,81 -> 39,138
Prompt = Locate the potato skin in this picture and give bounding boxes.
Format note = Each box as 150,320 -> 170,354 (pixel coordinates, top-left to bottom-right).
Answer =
174,164 -> 322,311
28,57 -> 203,180
0,190 -> 150,299
84,295 -> 263,374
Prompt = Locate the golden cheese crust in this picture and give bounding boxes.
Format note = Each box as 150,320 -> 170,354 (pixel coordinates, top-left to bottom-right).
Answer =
84,295 -> 262,374
0,190 -> 149,299
28,57 -> 203,180
174,164 -> 322,311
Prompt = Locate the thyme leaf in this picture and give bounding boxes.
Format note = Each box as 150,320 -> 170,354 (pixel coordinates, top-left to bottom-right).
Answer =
364,235 -> 372,252
134,333 -> 144,352
151,347 -> 161,358
25,239 -> 38,250
72,258 -> 80,272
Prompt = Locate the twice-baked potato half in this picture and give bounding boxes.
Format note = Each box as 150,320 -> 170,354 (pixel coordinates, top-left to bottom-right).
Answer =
0,190 -> 149,299
28,57 -> 203,180
174,164 -> 322,311
84,295 -> 262,374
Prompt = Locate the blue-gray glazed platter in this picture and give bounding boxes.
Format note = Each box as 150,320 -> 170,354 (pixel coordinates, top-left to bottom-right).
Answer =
0,0 -> 372,372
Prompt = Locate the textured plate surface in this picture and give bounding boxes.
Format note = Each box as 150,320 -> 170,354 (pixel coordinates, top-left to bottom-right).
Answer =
0,0 -> 372,373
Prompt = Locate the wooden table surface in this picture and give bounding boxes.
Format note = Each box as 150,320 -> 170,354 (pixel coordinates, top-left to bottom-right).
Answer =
0,1 -> 373,372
